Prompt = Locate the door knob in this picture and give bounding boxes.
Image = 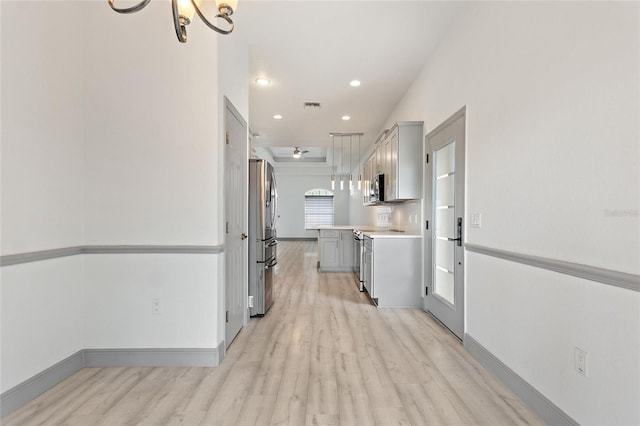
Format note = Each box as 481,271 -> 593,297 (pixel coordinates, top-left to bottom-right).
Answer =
446,219 -> 463,247
241,233 -> 248,240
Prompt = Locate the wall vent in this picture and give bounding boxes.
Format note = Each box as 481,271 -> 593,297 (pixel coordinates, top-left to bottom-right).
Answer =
303,101 -> 321,109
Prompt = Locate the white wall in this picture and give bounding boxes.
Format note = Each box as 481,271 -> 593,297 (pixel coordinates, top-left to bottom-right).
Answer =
378,2 -> 639,424
1,0 -> 238,392
83,2 -> 220,246
84,254 -> 219,349
1,257 -> 85,393
275,172 -> 350,238
0,1 -> 86,392
81,1 -> 225,350
0,1 -> 85,255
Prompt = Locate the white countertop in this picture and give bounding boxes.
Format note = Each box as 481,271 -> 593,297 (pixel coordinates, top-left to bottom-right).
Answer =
315,226 -> 421,239
315,225 -> 377,231
362,231 -> 422,239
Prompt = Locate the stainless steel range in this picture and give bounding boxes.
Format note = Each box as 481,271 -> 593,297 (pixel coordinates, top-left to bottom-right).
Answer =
353,229 -> 364,291
248,159 -> 278,317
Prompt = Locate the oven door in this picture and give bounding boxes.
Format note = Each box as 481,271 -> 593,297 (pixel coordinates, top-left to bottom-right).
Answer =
353,234 -> 361,288
363,237 -> 373,295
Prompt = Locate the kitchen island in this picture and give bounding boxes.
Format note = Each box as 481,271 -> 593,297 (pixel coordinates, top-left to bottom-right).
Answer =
315,226 -> 423,307
316,227 -> 370,272
362,232 -> 422,307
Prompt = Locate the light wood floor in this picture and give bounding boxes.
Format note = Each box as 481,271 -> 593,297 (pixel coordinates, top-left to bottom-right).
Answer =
5,241 -> 542,426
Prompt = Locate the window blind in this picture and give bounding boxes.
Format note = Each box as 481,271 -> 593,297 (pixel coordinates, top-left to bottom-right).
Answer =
305,195 -> 334,229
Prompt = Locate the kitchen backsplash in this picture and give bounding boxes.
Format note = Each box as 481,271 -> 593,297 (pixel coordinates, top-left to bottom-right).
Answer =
389,200 -> 422,233
376,206 -> 392,229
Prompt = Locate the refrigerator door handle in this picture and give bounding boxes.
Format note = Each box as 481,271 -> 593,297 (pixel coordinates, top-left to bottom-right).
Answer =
270,170 -> 278,230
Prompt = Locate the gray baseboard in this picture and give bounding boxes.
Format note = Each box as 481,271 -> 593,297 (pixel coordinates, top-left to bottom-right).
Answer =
84,348 -> 221,368
319,266 -> 354,272
464,334 -> 578,426
0,350 -> 85,418
1,344 -> 224,418
217,340 -> 226,364
277,237 -> 317,241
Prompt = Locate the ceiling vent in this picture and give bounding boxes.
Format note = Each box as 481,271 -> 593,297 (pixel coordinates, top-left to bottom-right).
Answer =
303,101 -> 321,109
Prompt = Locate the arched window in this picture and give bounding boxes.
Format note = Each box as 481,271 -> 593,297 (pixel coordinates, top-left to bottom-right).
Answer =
304,189 -> 334,229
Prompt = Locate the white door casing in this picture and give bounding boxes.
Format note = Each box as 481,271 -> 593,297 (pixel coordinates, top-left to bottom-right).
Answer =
424,107 -> 466,340
224,98 -> 248,349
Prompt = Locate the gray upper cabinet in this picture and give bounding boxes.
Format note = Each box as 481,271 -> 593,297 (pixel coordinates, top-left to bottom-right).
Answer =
379,121 -> 424,203
362,121 -> 423,205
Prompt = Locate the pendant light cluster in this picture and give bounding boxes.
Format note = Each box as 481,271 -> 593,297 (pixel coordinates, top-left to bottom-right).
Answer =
330,132 -> 363,191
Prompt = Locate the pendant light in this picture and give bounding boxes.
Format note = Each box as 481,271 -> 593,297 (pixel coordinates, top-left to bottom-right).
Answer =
340,136 -> 345,190
349,135 -> 354,191
331,137 -> 336,190
329,132 -> 364,191
357,134 -> 362,190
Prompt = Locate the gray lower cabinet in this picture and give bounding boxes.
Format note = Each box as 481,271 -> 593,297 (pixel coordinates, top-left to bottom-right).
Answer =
319,229 -> 354,271
368,237 -> 421,307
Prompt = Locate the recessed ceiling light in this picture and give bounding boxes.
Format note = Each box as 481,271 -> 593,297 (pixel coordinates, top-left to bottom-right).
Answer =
342,115 -> 351,121
273,114 -> 283,120
350,80 -> 361,87
255,78 -> 271,86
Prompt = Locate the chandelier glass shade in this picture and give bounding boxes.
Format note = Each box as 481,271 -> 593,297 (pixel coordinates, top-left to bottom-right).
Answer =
108,0 -> 236,43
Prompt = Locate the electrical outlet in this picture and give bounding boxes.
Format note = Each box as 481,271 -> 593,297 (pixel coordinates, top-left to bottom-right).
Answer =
574,347 -> 587,376
152,298 -> 160,315
248,295 -> 254,308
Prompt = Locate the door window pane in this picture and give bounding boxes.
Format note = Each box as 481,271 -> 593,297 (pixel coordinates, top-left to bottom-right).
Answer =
435,173 -> 454,207
435,142 -> 455,177
435,208 -> 456,239
435,239 -> 454,273
434,266 -> 454,305
433,140 -> 456,306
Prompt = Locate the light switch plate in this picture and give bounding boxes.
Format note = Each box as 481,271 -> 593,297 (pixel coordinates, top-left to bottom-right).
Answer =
574,347 -> 587,376
471,213 -> 482,228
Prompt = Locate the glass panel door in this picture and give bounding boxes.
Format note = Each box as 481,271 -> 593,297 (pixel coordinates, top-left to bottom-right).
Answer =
434,142 -> 456,305
423,107 -> 466,340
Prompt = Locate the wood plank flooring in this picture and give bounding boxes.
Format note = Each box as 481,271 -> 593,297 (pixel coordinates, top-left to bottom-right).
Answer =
4,241 -> 542,426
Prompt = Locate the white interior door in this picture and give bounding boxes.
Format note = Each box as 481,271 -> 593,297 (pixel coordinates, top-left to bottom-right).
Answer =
424,107 -> 466,340
224,98 -> 248,348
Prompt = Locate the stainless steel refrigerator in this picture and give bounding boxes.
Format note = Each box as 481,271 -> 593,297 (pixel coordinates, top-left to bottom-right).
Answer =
248,159 -> 278,316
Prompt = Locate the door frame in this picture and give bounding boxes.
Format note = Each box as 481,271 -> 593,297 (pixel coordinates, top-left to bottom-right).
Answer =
423,106 -> 466,340
224,97 -> 249,349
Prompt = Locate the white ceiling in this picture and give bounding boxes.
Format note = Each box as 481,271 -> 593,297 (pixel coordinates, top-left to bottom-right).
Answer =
268,146 -> 327,163
237,1 -> 466,167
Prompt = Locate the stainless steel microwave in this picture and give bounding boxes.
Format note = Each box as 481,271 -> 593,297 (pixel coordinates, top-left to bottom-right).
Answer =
370,173 -> 385,203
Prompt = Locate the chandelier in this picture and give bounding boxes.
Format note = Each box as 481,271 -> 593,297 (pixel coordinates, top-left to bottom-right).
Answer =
108,0 -> 237,43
